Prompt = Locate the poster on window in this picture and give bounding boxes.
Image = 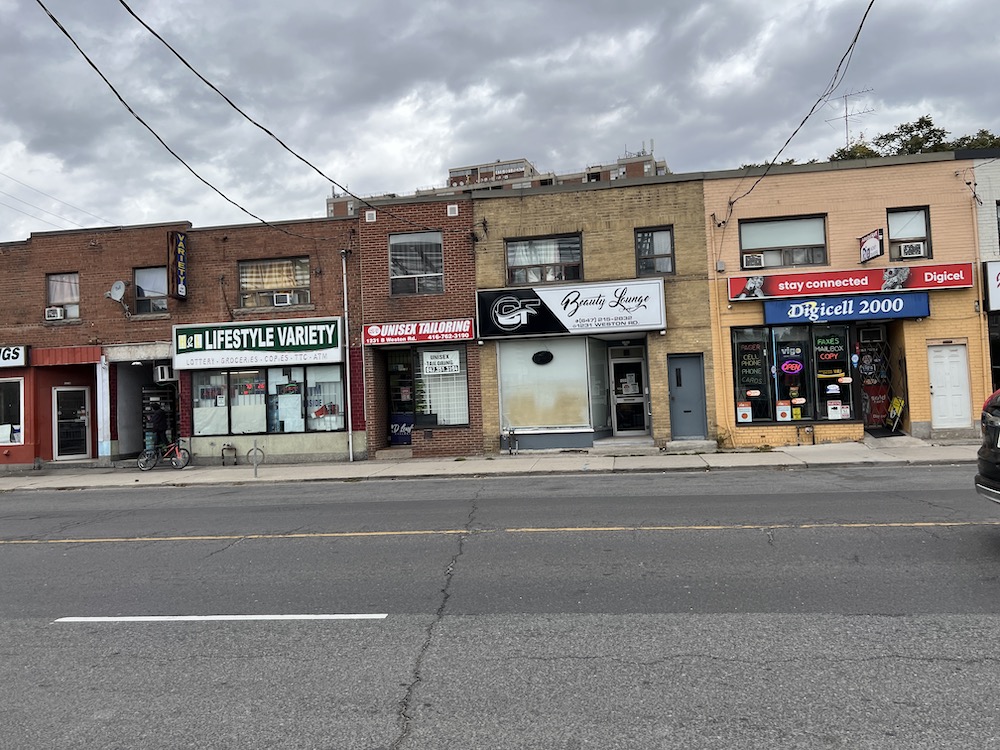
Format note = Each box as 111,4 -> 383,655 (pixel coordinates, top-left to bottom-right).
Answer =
421,350 -> 461,375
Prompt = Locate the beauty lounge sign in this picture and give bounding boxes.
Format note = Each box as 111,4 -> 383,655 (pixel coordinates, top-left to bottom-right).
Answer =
729,262 -> 973,301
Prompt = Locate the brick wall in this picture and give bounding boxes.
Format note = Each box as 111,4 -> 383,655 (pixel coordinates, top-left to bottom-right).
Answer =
471,180 -> 717,447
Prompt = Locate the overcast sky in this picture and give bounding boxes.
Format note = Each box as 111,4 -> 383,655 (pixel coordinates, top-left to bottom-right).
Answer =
0,0 -> 996,243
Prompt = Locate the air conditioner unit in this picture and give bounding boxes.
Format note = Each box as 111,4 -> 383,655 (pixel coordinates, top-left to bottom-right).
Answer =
743,253 -> 765,269
273,292 -> 293,306
899,241 -> 926,258
447,204 -> 459,217
365,210 -> 377,223
44,306 -> 65,321
154,365 -> 177,383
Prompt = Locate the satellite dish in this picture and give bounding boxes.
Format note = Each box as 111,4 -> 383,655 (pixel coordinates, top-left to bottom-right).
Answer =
108,280 -> 127,301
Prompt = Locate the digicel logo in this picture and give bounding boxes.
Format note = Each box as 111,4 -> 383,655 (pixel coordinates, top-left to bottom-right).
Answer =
924,269 -> 965,284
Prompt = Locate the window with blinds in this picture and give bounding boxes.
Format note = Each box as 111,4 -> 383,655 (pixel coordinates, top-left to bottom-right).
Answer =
238,257 -> 311,308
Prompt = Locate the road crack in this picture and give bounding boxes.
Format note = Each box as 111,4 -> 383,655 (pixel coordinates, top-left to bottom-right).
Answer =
390,498 -> 477,750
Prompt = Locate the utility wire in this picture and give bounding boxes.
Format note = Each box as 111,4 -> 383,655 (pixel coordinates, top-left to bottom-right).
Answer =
116,0 -> 441,234
0,198 -> 70,230
0,169 -> 114,224
726,0 -> 877,214
34,0 -> 341,242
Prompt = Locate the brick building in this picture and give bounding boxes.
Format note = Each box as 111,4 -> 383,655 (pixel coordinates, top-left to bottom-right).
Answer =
356,197 -> 485,458
0,217 -> 362,468
704,153 -> 987,447
470,176 -> 715,451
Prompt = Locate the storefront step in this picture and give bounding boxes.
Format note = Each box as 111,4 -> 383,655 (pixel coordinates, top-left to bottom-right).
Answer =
590,438 -> 718,457
373,447 -> 414,461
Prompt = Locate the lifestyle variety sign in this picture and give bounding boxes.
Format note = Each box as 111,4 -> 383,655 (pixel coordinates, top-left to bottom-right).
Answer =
173,317 -> 342,369
729,262 -> 973,301
477,279 -> 666,338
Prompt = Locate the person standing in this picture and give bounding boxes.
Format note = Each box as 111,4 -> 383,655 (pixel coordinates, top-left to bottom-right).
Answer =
147,402 -> 168,449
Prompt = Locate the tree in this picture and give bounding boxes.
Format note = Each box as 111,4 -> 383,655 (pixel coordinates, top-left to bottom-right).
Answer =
871,115 -> 950,155
947,129 -> 1000,150
829,139 -> 881,161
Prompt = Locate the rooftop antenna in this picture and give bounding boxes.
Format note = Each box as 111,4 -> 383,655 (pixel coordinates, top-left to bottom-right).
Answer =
825,88 -> 875,148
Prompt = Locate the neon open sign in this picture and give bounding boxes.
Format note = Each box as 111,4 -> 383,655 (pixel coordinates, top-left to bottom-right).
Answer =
781,360 -> 804,375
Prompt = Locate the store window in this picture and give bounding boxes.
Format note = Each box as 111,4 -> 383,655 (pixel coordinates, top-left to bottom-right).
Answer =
498,338 -> 590,428
134,267 -> 168,314
506,235 -> 582,285
739,216 -> 826,270
389,232 -> 444,294
47,272 -> 80,319
192,365 -> 345,436
887,207 -> 930,260
731,325 -> 853,422
0,378 -> 23,444
635,227 -> 674,276
413,347 -> 469,426
238,257 -> 311,308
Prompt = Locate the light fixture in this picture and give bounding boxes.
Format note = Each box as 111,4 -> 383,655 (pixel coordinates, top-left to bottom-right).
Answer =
131,361 -> 142,366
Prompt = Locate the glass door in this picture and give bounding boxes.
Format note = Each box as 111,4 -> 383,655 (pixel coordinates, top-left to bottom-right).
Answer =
610,358 -> 649,435
53,386 -> 90,460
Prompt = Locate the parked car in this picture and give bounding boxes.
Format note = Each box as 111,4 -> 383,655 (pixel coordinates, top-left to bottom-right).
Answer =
975,388 -> 1000,503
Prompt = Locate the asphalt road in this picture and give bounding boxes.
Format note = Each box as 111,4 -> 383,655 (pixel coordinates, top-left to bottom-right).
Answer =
2,466 -> 1000,749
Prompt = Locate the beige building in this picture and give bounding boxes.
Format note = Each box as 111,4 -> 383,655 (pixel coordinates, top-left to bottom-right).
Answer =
703,153 -> 988,447
471,177 -> 716,452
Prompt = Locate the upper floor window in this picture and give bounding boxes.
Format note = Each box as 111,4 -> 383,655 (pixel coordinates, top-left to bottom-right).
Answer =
238,257 -> 310,308
46,272 -> 80,319
739,216 -> 826,270
506,234 -> 582,285
887,207 -> 931,260
635,227 -> 675,276
390,232 -> 444,295
134,267 -> 168,314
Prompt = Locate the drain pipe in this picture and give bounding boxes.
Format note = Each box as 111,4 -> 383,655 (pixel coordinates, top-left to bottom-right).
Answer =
341,248 -> 354,462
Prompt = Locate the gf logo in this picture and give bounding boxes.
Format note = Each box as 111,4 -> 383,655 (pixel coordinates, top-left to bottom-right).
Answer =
491,295 -> 541,332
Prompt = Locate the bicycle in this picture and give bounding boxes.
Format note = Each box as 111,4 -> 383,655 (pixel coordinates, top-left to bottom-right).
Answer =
137,439 -> 191,471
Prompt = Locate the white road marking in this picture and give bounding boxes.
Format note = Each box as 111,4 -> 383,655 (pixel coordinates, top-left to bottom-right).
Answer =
54,614 -> 388,623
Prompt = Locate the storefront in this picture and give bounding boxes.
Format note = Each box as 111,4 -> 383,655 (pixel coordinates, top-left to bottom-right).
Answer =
363,318 -> 476,450
172,317 -> 352,463
477,278 -> 666,450
726,263 -> 974,437
0,345 -> 29,465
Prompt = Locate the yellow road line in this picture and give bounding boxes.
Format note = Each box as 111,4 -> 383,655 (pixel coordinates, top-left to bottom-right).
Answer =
2,520 -> 999,546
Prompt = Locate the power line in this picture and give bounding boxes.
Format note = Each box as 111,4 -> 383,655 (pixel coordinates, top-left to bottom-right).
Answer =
116,0 -> 441,235
0,186 -> 87,228
34,0 -> 342,243
0,198 -> 70,230
727,0 -> 877,212
0,169 -> 114,224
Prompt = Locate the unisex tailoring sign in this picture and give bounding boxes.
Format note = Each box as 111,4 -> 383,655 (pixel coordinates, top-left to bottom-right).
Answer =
0,346 -> 26,367
729,262 -> 973,301
763,292 -> 930,324
477,279 -> 666,338
173,317 -> 342,369
363,318 -> 474,345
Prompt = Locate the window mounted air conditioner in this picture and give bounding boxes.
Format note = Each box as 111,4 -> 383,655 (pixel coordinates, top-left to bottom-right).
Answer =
365,210 -> 377,223
447,204 -> 459,217
154,364 -> 177,383
273,292 -> 293,306
743,253 -> 765,269
899,241 -> 926,258
44,306 -> 65,321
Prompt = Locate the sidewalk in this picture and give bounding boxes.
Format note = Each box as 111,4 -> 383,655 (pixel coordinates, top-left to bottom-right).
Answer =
0,435 -> 981,492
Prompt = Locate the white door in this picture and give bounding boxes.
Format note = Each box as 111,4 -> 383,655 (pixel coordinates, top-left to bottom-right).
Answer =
927,344 -> 971,429
53,387 -> 91,460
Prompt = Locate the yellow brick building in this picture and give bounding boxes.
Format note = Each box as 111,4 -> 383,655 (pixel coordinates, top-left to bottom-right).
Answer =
702,154 -> 988,448
472,178 -> 717,451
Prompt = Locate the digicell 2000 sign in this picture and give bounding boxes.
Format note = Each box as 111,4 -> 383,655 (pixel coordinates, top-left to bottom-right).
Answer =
729,263 -> 973,301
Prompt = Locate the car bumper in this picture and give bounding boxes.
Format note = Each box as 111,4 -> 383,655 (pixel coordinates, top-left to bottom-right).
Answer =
975,472 -> 1000,504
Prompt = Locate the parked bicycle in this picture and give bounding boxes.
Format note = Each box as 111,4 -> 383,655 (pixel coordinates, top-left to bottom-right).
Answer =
137,439 -> 191,471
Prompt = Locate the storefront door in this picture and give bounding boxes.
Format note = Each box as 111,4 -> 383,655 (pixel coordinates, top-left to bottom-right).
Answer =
53,386 -> 90,460
610,358 -> 649,435
928,343 -> 971,428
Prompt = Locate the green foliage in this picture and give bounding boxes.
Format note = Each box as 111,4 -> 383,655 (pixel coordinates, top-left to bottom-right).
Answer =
827,115 -> 999,161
